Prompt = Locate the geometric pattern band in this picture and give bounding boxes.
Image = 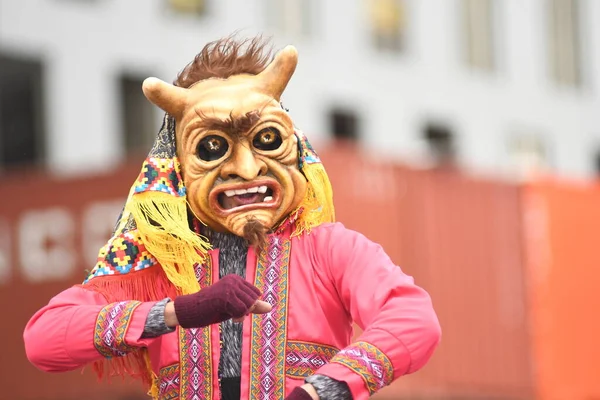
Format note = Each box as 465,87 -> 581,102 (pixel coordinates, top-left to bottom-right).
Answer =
133,157 -> 186,197
93,301 -> 141,358
84,229 -> 157,283
179,259 -> 213,400
330,341 -> 394,395
250,235 -> 291,399
285,341 -> 339,379
158,363 -> 180,400
295,129 -> 321,168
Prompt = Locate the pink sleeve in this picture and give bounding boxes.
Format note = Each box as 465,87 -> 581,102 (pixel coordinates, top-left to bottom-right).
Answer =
313,223 -> 441,400
23,285 -> 157,373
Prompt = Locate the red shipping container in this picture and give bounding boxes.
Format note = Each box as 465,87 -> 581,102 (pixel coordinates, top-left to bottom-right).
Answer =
523,180 -> 600,400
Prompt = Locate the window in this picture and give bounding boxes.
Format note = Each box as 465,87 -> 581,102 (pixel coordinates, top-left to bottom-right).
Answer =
592,148 -> 600,177
547,0 -> 581,87
423,123 -> 456,165
167,0 -> 206,16
461,0 -> 495,71
508,133 -> 551,178
0,53 -> 46,170
118,74 -> 158,154
369,0 -> 408,52
328,108 -> 360,141
265,0 -> 313,37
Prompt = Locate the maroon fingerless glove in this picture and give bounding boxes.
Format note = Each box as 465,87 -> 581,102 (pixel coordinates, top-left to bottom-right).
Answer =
285,387 -> 313,400
174,274 -> 262,329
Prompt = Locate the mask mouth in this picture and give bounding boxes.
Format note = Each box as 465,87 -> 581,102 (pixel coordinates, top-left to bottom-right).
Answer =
209,179 -> 281,216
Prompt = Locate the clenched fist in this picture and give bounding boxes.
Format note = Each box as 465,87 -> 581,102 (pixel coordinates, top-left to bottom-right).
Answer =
167,274 -> 272,329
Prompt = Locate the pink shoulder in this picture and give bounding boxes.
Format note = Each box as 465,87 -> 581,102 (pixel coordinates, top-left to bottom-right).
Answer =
299,222 -> 377,256
304,222 -> 349,239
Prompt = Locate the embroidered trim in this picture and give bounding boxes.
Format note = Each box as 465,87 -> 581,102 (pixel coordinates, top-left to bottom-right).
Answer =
158,364 -> 180,400
249,236 -> 291,399
330,341 -> 394,395
134,157 -> 186,197
94,301 -> 141,358
179,259 -> 213,399
85,230 -> 158,282
286,341 -> 339,379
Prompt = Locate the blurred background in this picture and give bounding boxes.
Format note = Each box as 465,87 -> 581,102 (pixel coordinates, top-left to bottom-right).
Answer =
1,0 -> 599,399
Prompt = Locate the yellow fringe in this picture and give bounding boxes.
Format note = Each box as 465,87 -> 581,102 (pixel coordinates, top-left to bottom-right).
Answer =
294,162 -> 336,236
127,191 -> 211,295
144,351 -> 159,400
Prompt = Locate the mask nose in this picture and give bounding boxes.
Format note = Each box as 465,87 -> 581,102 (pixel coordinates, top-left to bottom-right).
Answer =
220,143 -> 267,181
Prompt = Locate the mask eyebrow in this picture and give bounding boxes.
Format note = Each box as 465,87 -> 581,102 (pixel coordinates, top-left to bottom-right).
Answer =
194,109 -> 262,139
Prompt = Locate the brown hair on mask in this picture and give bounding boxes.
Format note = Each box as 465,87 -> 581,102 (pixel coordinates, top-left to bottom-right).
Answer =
174,35 -> 274,88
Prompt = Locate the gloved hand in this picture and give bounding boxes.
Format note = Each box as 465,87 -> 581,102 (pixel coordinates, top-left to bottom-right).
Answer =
285,387 -> 315,400
173,274 -> 271,328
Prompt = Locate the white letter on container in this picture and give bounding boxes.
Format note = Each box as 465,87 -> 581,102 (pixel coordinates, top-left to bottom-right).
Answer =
19,208 -> 77,283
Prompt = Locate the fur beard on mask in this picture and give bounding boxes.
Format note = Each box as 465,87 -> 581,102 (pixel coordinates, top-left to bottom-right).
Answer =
242,217 -> 268,250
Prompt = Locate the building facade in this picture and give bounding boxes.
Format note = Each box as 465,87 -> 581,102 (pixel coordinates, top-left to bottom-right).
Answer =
0,0 -> 599,180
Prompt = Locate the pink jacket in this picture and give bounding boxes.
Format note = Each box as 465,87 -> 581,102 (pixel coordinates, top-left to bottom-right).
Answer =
24,222 -> 441,400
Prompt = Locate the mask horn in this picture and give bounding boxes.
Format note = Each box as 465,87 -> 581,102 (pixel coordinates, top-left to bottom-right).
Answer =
142,77 -> 188,118
257,45 -> 298,100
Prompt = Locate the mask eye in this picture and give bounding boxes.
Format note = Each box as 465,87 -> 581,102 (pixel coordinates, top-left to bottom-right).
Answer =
197,135 -> 229,161
253,128 -> 283,151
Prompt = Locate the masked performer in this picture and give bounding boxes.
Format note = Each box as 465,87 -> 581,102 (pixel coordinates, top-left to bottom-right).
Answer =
24,36 -> 441,400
